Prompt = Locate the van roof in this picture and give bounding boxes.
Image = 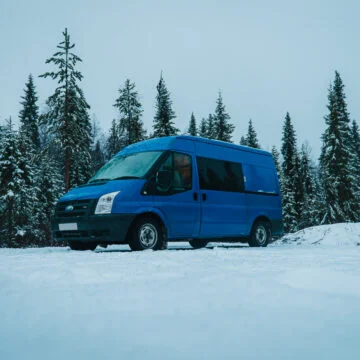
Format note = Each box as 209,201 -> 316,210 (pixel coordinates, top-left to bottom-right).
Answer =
117,135 -> 272,157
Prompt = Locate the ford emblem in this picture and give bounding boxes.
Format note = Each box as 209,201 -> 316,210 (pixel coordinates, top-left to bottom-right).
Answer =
65,205 -> 74,212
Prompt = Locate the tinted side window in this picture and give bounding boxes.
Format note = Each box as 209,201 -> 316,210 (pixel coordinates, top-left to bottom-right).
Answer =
244,165 -> 278,194
196,157 -> 244,192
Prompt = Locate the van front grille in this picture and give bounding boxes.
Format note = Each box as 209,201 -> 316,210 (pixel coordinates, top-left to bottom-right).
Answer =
55,199 -> 94,219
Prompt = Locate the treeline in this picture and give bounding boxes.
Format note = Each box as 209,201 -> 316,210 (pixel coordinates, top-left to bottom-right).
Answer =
0,29 -> 359,247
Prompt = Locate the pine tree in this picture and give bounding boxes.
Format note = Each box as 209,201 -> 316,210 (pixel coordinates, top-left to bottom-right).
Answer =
40,28 -> 92,191
298,143 -> 320,229
281,112 -> 300,233
349,120 -> 360,220
188,112 -> 197,136
240,136 -> 247,146
271,145 -> 281,175
206,114 -> 216,139
0,122 -> 38,247
114,79 -> 146,146
319,71 -> 355,223
198,118 -> 208,138
91,140 -> 105,174
19,74 -> 40,149
245,119 -> 260,148
35,148 -> 64,244
153,74 -> 179,137
213,92 -> 234,142
106,119 -> 124,159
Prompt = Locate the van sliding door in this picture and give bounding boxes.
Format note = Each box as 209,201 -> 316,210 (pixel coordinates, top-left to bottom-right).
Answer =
196,157 -> 248,238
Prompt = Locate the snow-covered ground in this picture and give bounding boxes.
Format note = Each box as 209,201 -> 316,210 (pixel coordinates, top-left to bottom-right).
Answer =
1,226 -> 360,360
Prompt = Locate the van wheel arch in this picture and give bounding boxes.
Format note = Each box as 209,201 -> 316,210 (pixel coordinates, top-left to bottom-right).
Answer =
126,212 -> 168,250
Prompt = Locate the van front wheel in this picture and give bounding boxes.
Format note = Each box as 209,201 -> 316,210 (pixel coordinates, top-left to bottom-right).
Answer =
129,217 -> 166,251
248,221 -> 271,247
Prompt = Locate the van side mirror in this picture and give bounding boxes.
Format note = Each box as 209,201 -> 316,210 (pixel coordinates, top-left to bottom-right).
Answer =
156,170 -> 172,190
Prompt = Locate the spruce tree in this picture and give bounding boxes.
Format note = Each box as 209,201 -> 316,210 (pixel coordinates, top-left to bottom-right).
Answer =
240,136 -> 247,146
213,92 -> 234,142
349,120 -> 360,219
298,144 -> 320,229
35,148 -> 64,244
0,122 -> 38,247
40,28 -> 92,191
188,112 -> 197,136
114,79 -> 146,146
281,112 -> 300,233
319,71 -> 355,223
206,114 -> 216,139
271,145 -> 281,176
106,119 -> 124,159
245,119 -> 260,148
153,74 -> 178,137
91,140 -> 105,173
19,74 -> 40,149
198,118 -> 208,138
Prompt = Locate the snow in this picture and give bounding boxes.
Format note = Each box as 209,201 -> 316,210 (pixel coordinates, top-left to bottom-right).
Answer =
1,231 -> 360,359
273,222 -> 360,246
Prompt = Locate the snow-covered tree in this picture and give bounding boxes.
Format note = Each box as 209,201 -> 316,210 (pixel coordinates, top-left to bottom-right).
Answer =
240,136 -> 247,146
188,112 -> 197,136
319,71 -> 355,223
40,28 -> 92,191
106,119 -> 124,159
0,122 -> 38,247
206,114 -> 216,140
349,120 -> 360,219
198,118 -> 207,138
19,74 -> 40,149
153,74 -> 178,137
271,145 -> 281,176
245,119 -> 260,148
114,79 -> 146,146
298,143 -> 321,229
213,92 -> 234,142
281,112 -> 300,233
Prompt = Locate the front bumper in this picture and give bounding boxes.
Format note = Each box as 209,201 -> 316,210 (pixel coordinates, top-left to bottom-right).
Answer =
52,214 -> 135,244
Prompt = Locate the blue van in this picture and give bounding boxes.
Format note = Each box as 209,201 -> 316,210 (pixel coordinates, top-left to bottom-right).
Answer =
53,136 -> 283,250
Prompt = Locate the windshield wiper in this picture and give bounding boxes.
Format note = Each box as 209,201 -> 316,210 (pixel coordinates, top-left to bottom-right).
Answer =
88,178 -> 110,184
112,176 -> 142,180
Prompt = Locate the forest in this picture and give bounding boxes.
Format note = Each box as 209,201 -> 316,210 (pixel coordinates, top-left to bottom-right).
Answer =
1,28 -> 359,247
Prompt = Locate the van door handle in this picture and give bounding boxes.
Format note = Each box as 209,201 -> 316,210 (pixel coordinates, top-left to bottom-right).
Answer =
202,193 -> 207,201
193,192 -> 198,201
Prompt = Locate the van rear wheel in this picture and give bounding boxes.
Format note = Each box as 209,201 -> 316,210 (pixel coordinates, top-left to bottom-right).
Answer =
248,221 -> 271,247
129,217 -> 166,251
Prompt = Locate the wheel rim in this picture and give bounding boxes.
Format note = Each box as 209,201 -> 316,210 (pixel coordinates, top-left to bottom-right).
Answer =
139,223 -> 158,248
255,225 -> 267,245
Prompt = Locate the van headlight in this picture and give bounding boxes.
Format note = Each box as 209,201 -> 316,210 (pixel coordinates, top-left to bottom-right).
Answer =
94,191 -> 120,214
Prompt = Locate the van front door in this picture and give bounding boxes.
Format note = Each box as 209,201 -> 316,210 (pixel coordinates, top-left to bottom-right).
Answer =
196,157 -> 248,238
149,152 -> 201,239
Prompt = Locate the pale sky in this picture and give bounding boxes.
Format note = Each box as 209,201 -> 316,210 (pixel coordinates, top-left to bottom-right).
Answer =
1,0 -> 360,160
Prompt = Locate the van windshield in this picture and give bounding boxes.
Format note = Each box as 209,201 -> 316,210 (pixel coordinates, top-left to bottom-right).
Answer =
89,151 -> 163,183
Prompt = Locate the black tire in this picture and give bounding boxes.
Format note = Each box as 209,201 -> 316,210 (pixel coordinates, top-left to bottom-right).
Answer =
189,239 -> 208,249
128,217 -> 166,251
68,241 -> 97,251
248,221 -> 271,247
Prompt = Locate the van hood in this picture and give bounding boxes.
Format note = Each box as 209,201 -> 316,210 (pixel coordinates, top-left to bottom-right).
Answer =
58,179 -> 147,202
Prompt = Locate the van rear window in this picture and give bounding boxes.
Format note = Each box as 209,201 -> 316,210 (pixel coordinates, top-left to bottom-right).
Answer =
244,165 -> 278,195
196,157 -> 244,192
